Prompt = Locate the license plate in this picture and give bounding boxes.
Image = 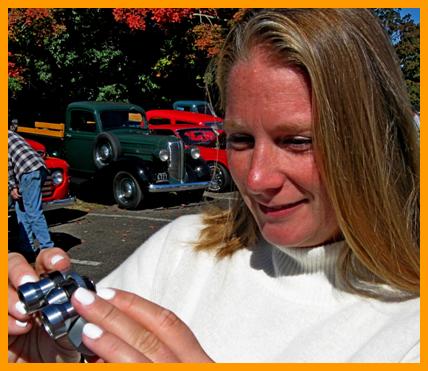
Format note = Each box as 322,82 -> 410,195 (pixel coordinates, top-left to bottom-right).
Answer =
156,172 -> 168,182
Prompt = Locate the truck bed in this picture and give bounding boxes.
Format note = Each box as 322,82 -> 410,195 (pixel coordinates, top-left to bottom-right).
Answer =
17,122 -> 65,138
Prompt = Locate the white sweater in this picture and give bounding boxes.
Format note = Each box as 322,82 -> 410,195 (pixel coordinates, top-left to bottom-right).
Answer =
99,214 -> 420,363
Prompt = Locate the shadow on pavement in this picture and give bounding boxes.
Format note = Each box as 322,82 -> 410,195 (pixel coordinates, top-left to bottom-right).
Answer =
45,208 -> 87,227
51,232 -> 82,251
8,207 -> 85,263
70,180 -> 115,207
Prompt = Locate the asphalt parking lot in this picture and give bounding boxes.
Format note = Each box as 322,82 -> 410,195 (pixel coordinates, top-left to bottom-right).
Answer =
9,191 -> 235,284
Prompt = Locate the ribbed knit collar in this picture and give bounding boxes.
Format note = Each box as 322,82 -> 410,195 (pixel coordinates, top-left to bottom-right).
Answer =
271,241 -> 345,280
248,240 -> 353,306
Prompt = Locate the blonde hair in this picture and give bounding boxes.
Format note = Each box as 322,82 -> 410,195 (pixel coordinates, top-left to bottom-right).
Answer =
196,9 -> 419,300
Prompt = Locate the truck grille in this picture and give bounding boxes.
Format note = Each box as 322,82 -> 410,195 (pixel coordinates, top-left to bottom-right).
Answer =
42,175 -> 54,198
167,140 -> 184,181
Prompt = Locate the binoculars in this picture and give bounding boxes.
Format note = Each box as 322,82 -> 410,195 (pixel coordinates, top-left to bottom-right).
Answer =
17,271 -> 96,355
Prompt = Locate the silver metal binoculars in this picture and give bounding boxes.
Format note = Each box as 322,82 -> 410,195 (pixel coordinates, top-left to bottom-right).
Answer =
17,271 -> 96,355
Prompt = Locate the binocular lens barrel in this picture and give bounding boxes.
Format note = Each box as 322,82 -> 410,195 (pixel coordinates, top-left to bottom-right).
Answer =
17,271 -> 68,313
41,302 -> 77,339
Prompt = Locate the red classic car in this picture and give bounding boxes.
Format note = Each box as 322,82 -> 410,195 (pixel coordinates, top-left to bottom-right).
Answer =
148,122 -> 231,193
146,109 -> 223,129
9,138 -> 74,210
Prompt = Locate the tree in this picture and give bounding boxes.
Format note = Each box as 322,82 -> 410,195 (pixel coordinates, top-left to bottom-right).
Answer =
374,8 -> 420,111
8,8 -> 420,123
8,8 -> 241,122
8,9 -> 132,121
112,8 -> 241,114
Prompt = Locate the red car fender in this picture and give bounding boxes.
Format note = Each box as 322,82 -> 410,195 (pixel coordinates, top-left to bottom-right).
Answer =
24,138 -> 71,203
43,156 -> 70,202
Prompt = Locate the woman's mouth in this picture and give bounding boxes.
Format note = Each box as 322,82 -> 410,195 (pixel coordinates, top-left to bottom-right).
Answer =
258,200 -> 307,217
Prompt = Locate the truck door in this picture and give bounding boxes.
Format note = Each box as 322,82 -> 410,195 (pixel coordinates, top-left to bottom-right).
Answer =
64,109 -> 98,174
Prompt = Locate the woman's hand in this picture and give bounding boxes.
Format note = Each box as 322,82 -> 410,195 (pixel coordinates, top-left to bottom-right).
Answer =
71,287 -> 213,363
8,248 -> 81,363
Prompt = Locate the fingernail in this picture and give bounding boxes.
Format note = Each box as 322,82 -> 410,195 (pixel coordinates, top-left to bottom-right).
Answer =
15,301 -> 27,315
15,320 -> 28,328
19,275 -> 37,286
97,288 -> 116,300
83,323 -> 103,339
51,255 -> 64,265
74,287 -> 95,305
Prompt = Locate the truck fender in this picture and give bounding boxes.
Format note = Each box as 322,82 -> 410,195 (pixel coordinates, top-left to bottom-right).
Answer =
93,132 -> 122,169
108,157 -> 151,188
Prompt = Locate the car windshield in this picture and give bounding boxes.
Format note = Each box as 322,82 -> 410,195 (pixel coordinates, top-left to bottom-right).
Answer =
196,104 -> 212,115
178,128 -> 225,148
100,110 -> 145,130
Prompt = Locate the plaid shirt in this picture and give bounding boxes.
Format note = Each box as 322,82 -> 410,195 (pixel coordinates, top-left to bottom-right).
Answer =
8,130 -> 46,190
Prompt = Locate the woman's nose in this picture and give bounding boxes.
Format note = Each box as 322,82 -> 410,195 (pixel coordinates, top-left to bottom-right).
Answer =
246,145 -> 285,195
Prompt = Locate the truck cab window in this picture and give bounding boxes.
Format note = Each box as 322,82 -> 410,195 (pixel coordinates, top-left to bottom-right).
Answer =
70,111 -> 96,132
100,110 -> 142,129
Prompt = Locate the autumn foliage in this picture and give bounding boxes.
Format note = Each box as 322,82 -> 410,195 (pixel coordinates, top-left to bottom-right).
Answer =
113,8 -> 195,30
192,24 -> 224,57
112,8 -> 226,57
8,52 -> 22,79
8,8 -> 65,44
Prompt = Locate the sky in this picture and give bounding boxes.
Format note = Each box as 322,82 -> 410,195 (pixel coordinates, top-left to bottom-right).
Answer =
400,8 -> 420,23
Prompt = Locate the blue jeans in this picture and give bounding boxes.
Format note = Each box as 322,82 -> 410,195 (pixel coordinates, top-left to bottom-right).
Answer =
15,168 -> 54,253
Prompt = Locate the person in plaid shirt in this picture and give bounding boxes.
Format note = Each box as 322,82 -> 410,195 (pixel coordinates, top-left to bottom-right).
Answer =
8,130 -> 54,258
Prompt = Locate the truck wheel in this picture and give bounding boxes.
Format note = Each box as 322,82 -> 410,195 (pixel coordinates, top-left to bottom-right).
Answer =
208,162 -> 231,192
93,132 -> 122,169
113,171 -> 144,209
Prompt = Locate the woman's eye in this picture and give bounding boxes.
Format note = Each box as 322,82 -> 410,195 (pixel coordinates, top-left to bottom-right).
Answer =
226,134 -> 254,150
278,136 -> 312,151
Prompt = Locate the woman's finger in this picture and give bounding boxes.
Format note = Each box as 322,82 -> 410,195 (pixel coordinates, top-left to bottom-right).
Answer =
85,288 -> 212,362
8,253 -> 38,289
81,323 -> 152,363
8,314 -> 33,337
71,288 -> 180,362
8,284 -> 29,320
8,249 -> 70,290
34,248 -> 71,276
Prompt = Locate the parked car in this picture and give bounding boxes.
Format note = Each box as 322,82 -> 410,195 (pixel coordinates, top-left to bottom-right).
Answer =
17,102 -> 211,209
172,100 -> 218,117
148,122 -> 231,192
8,138 -> 74,211
147,109 -> 223,129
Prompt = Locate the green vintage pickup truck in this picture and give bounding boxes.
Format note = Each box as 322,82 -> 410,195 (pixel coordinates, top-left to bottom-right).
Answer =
18,101 -> 211,209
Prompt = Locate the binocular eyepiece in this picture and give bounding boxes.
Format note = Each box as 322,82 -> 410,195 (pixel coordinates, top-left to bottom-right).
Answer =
17,271 -> 96,355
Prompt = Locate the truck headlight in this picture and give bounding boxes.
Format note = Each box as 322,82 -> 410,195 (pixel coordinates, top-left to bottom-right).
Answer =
190,147 -> 201,160
51,170 -> 64,186
159,149 -> 169,162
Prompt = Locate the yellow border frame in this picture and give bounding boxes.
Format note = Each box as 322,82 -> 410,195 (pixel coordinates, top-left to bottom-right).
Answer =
3,1 -> 425,369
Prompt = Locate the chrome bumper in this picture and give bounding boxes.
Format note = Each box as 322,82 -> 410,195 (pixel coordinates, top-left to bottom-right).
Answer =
42,196 -> 76,211
148,181 -> 210,193
9,196 -> 76,212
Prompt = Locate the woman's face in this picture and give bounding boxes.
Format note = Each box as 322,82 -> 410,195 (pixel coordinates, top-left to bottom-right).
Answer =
225,47 -> 340,248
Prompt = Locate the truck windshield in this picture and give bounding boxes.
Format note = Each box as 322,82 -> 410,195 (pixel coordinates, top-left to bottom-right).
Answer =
100,110 -> 144,130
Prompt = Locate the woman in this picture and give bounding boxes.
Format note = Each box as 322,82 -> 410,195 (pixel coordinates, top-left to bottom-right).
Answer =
8,9 -> 419,362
